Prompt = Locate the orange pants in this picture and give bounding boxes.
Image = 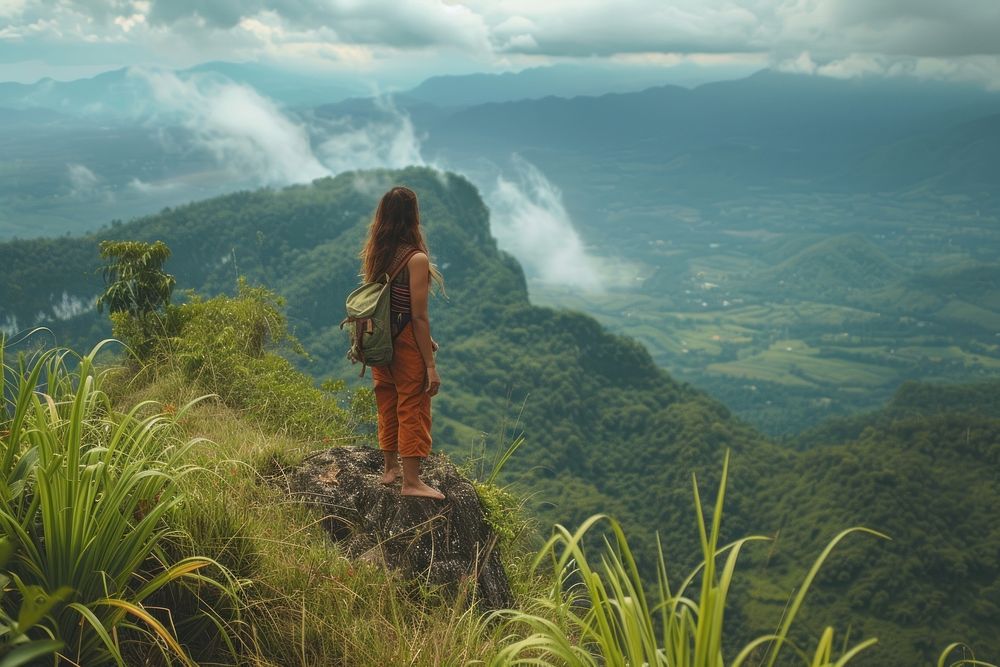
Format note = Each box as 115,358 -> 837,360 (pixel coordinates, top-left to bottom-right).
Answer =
372,322 -> 432,458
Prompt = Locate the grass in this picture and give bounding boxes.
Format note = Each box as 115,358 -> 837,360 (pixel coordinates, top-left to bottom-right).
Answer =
110,365 -> 553,665
85,283 -> 559,664
0,336 -> 237,665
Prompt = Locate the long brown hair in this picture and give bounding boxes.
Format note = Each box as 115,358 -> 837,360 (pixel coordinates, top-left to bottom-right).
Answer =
359,186 -> 444,291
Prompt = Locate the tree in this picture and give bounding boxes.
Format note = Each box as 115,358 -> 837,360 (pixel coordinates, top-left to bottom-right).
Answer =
96,240 -> 176,358
96,240 -> 175,317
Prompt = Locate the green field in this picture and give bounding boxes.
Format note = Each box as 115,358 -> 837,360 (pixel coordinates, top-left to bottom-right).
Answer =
530,192 -> 1000,434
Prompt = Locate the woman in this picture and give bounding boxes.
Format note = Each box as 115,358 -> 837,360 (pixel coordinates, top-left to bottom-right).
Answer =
359,186 -> 445,500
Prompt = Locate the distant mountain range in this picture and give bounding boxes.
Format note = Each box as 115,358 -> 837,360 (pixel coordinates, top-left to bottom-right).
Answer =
410,69 -> 1000,199
402,61 -> 760,107
0,60 -> 756,118
0,61 -> 370,115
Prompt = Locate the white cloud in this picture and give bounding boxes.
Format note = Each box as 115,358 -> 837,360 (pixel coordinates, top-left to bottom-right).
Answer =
67,162 -> 99,191
776,51 -> 817,75
0,0 -> 26,19
774,51 -> 1000,89
487,156 -> 601,290
316,97 -> 426,173
128,177 -> 179,193
0,314 -> 20,337
51,291 -> 95,320
135,67 -> 329,184
3,0 -> 999,88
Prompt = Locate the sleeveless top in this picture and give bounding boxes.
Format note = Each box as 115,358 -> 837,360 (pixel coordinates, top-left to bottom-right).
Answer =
388,244 -> 418,337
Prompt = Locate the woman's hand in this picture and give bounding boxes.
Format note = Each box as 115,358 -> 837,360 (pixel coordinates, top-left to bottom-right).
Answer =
425,367 -> 441,397
431,338 -> 439,353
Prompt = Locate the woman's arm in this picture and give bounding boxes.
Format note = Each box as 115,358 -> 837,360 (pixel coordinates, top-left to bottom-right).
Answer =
407,252 -> 441,396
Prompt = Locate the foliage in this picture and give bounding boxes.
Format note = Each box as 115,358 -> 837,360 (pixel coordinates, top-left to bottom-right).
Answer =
0,539 -> 66,667
96,239 -> 176,358
0,336 -> 236,665
483,451 -> 887,666
163,277 -> 374,440
96,239 -> 176,317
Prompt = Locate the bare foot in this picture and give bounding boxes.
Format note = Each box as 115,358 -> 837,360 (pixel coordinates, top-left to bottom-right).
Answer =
379,467 -> 402,485
401,480 -> 445,499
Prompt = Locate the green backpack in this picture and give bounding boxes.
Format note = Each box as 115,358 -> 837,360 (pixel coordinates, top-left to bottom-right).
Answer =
340,248 -> 419,376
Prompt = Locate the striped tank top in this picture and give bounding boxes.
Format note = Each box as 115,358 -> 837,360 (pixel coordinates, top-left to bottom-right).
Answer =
388,245 -> 418,336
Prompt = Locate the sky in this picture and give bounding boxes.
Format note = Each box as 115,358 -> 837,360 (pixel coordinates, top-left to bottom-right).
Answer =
1,0 -> 999,88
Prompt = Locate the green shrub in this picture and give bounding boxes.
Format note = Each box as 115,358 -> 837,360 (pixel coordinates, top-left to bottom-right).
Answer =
0,337 -> 237,665
152,278 -> 375,441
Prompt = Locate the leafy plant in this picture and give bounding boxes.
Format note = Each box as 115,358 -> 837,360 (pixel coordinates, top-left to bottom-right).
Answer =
483,451 -> 888,666
96,239 -> 176,358
0,539 -> 68,667
165,278 -> 365,439
96,240 -> 176,318
0,337 -> 237,665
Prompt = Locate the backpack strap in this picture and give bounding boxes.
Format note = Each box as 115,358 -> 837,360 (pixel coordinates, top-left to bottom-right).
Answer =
386,247 -> 423,284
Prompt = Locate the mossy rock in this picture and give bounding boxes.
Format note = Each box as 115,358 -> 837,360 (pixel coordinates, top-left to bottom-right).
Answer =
287,446 -> 514,611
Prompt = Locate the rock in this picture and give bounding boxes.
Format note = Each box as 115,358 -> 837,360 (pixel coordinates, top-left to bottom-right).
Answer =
285,446 -> 514,611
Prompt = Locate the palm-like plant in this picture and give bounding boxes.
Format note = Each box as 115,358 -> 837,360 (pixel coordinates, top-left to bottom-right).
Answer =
96,240 -> 177,359
95,240 -> 176,318
0,336 -> 236,665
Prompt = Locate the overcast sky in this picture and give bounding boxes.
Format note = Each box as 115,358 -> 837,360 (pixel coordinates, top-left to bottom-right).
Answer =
1,0 -> 999,87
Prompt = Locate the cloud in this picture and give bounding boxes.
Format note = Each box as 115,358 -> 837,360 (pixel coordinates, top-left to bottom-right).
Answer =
128,176 -> 180,194
485,1 -> 767,56
0,314 -> 19,337
3,0 -> 1000,89
0,0 -> 26,19
315,97 -> 425,174
51,291 -> 95,320
775,51 -> 1000,89
67,162 -> 100,193
127,71 -> 438,192
135,67 -> 329,184
802,0 -> 1000,59
487,156 -> 601,290
146,0 -> 491,51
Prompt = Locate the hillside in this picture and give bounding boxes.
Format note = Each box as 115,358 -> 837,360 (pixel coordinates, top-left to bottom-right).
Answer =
749,234 -> 906,302
0,167 -> 779,571
748,380 -> 1000,664
3,167 -> 999,664
846,112 -> 1000,195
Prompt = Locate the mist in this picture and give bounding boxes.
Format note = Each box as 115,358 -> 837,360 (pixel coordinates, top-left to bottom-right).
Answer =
120,71 -> 608,290
136,68 -> 329,185
487,157 -> 602,290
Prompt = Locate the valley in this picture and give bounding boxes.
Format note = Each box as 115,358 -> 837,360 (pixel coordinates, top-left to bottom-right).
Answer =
530,190 -> 1000,432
